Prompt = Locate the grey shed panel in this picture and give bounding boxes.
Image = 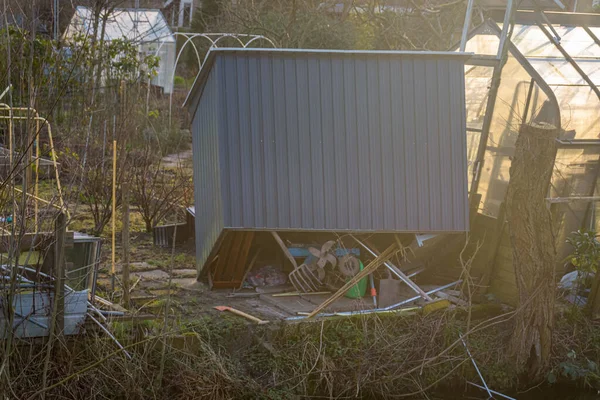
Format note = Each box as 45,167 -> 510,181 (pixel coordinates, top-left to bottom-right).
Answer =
191,66 -> 224,272
188,49 -> 470,272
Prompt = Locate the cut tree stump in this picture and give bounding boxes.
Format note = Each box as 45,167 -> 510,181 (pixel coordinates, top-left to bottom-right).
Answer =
505,122 -> 558,378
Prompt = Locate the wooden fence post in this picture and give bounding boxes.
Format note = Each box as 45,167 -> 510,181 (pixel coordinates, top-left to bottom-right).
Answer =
122,183 -> 130,307
54,212 -> 66,335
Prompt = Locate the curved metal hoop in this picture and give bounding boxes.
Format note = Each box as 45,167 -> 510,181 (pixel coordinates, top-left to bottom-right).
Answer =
152,32 -> 276,124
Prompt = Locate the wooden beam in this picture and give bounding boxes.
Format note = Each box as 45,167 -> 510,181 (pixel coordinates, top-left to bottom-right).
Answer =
54,213 -> 66,335
307,243 -> 397,318
271,231 -> 297,269
546,196 -> 600,204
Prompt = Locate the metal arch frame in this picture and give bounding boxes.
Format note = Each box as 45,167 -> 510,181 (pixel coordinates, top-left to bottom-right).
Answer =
151,32 -> 276,124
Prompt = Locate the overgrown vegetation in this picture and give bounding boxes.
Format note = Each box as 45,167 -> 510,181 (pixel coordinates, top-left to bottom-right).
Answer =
1,1 -> 600,398
2,308 -> 600,399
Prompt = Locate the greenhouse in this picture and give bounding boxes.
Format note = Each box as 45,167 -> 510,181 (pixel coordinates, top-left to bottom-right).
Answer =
462,11 -> 600,271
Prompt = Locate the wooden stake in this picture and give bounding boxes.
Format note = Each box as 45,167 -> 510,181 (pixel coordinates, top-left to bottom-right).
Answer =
111,140 -> 117,282
271,231 -> 297,269
34,117 -> 39,232
122,183 -> 130,307
54,212 -> 66,335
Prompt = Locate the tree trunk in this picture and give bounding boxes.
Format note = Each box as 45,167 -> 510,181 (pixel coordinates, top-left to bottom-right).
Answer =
506,122 -> 558,378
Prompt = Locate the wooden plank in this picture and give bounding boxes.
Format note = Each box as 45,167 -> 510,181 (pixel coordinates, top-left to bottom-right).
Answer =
219,232 -> 243,281
238,250 -> 259,290
212,232 -> 234,282
271,231 -> 298,269
307,243 -> 397,318
210,232 -> 255,289
220,232 -> 245,281
546,196 -> 600,204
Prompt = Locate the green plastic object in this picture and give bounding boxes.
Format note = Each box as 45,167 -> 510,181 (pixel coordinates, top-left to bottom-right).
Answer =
345,261 -> 367,299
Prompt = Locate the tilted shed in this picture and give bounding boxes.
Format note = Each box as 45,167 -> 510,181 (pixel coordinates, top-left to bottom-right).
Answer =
186,48 -> 471,272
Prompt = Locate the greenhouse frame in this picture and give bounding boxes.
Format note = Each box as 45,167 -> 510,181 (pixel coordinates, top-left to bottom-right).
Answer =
461,10 -> 600,301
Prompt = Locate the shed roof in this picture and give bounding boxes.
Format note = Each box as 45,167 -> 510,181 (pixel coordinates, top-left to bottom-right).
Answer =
185,48 -> 472,117
65,6 -> 175,44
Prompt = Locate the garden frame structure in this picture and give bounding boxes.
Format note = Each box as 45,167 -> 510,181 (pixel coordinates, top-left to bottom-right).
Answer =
461,10 -> 600,303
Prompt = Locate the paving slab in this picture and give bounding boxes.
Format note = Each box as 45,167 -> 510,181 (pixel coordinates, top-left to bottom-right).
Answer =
171,269 -> 197,278
132,269 -> 170,280
130,262 -> 159,272
170,277 -> 198,287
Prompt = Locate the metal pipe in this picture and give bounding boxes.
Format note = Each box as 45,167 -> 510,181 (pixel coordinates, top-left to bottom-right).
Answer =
522,78 -> 535,124
352,236 -> 433,301
87,313 -> 132,359
461,333 -> 492,398
0,112 -> 69,219
497,0 -> 515,59
288,280 -> 462,320
87,302 -> 108,322
468,20 -> 524,204
466,381 -> 516,400
535,19 -> 600,101
288,306 -> 421,320
0,85 -> 11,101
382,280 -> 462,311
584,26 -> 600,47
538,10 -> 562,42
99,310 -> 125,317
460,0 -> 475,52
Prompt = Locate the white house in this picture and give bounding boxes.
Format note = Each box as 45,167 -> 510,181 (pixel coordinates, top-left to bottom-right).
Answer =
64,6 -> 176,94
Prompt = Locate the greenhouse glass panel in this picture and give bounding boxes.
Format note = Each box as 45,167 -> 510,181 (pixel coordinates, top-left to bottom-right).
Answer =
465,65 -> 493,190
475,55 -> 554,217
464,33 -> 499,56
551,145 -> 600,261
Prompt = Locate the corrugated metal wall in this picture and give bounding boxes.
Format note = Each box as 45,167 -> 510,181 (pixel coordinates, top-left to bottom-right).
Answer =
191,66 -> 224,272
212,51 -> 469,233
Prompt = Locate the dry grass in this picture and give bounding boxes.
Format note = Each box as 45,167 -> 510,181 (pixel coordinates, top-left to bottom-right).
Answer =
1,304 -> 599,399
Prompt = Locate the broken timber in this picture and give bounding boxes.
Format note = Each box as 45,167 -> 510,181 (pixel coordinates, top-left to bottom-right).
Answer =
353,235 -> 433,301
307,243 -> 398,318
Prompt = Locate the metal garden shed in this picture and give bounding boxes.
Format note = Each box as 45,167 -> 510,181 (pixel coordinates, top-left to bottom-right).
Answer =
186,48 -> 471,272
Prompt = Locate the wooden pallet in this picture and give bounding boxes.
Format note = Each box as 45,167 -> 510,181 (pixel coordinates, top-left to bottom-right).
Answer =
209,231 -> 255,289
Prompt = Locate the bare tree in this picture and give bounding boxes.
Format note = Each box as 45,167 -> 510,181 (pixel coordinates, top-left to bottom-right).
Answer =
130,146 -> 192,232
